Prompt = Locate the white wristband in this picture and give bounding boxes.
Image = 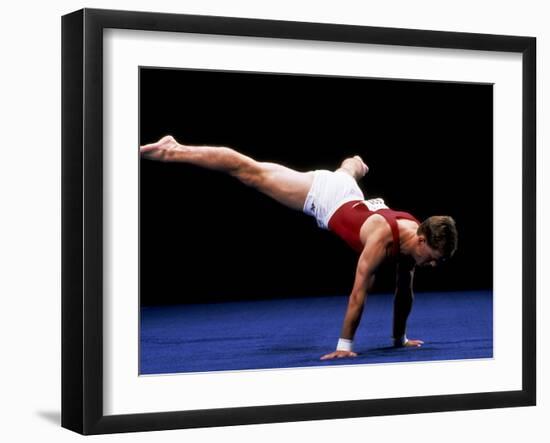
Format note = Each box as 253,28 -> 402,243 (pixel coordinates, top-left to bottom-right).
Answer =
337,338 -> 353,352
394,335 -> 409,346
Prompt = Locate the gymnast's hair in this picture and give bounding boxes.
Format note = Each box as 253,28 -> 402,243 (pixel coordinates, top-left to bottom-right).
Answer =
417,216 -> 458,259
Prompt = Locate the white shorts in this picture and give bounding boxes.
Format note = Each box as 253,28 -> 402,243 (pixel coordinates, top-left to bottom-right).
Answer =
303,170 -> 365,229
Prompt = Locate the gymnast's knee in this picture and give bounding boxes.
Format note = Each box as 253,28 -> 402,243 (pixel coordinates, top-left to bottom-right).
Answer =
235,160 -> 265,188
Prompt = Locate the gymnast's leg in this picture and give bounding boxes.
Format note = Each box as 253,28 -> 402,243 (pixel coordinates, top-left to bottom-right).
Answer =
140,135 -> 314,211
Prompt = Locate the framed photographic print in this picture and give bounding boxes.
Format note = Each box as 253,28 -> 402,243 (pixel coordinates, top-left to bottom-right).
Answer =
62,8 -> 536,435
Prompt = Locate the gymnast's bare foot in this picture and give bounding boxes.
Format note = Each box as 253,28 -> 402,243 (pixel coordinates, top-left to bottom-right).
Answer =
140,135 -> 187,161
353,155 -> 369,177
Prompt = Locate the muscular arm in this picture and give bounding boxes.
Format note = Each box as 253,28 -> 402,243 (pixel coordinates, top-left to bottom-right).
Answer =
320,232 -> 387,360
339,255 -> 377,340
392,261 -> 423,347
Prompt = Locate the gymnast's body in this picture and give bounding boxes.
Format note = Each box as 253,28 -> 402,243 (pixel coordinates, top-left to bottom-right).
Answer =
140,136 -> 458,360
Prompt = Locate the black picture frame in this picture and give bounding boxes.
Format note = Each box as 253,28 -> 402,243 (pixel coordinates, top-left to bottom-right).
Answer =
62,8 -> 536,435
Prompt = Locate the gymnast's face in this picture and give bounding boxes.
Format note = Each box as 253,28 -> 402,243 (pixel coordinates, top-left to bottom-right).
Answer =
415,237 -> 443,267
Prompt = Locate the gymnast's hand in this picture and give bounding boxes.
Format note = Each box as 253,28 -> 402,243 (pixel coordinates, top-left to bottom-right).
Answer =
140,135 -> 183,161
320,350 -> 358,360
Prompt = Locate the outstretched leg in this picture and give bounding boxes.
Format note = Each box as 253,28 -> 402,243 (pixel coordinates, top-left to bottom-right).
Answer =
336,155 -> 369,180
140,135 -> 314,211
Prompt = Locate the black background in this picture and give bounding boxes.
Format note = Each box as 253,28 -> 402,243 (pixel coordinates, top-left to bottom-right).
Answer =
139,68 -> 492,305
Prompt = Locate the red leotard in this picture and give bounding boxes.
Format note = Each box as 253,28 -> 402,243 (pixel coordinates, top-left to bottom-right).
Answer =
327,200 -> 420,255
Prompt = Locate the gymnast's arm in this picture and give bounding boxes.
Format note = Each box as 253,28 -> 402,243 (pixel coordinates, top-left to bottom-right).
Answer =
320,233 -> 387,360
392,262 -> 424,347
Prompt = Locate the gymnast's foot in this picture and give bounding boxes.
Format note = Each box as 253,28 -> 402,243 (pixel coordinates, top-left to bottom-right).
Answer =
140,135 -> 188,161
353,155 -> 369,177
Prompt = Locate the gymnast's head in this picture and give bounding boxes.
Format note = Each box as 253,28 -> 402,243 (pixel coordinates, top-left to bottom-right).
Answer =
413,216 -> 458,267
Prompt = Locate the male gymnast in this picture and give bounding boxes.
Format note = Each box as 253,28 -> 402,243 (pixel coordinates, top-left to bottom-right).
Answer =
140,135 -> 458,360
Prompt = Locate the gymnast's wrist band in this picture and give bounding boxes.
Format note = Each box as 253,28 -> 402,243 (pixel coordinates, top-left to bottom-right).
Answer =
394,335 -> 409,347
337,338 -> 353,352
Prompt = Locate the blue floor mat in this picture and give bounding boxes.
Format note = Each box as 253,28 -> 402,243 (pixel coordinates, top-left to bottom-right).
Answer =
140,291 -> 492,375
